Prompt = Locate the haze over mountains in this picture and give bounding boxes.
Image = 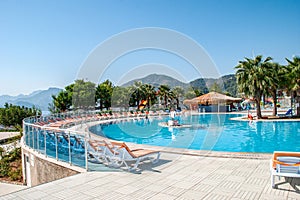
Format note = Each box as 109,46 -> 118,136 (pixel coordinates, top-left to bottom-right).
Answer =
0,74 -> 236,111
0,88 -> 62,111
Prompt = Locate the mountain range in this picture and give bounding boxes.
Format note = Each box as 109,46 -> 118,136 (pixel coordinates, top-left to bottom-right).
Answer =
0,87 -> 62,111
122,73 -> 237,95
0,74 -> 237,112
122,74 -> 188,88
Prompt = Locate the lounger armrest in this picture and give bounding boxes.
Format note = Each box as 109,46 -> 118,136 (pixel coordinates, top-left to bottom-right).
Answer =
275,156 -> 300,166
110,141 -> 125,147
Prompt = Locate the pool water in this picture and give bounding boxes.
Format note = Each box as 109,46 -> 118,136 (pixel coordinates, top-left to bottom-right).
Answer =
89,114 -> 300,153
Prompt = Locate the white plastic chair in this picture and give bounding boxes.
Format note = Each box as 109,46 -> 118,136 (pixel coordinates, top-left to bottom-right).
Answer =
110,141 -> 160,171
270,151 -> 300,188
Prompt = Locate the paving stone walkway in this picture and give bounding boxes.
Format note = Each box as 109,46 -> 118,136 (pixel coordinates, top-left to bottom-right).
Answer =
1,153 -> 299,200
0,182 -> 26,197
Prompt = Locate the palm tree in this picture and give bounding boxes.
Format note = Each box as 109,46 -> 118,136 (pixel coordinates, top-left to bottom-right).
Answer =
265,62 -> 286,116
167,90 -> 174,108
124,86 -> 135,109
141,84 -> 157,108
132,81 -> 144,107
285,56 -> 300,116
235,55 -> 273,119
263,62 -> 285,116
158,85 -> 171,108
171,86 -> 185,109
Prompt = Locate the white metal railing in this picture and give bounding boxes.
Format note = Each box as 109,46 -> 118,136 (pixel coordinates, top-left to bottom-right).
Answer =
22,111 -> 101,170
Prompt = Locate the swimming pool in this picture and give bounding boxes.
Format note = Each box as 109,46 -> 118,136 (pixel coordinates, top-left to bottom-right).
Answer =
89,114 -> 300,153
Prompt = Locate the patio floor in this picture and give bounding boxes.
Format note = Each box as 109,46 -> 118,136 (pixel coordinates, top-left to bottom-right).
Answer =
1,152 -> 299,200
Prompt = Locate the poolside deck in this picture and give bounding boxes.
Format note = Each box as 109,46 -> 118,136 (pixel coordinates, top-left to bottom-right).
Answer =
1,152 -> 299,200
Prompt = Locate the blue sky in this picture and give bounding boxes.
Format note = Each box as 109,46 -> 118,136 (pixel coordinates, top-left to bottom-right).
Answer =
0,0 -> 299,95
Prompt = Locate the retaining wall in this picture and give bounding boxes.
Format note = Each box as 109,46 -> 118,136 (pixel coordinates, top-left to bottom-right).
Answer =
22,148 -> 81,187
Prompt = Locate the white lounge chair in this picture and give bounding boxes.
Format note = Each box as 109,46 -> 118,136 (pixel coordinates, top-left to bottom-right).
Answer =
110,141 -> 160,171
270,151 -> 300,188
88,140 -> 125,165
87,140 -> 107,163
101,140 -> 123,166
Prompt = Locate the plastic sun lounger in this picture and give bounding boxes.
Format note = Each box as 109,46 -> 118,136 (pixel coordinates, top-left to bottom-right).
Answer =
278,108 -> 293,117
96,140 -> 147,168
87,140 -> 108,163
286,109 -> 293,115
110,141 -> 161,171
87,140 -> 120,165
270,151 -> 300,188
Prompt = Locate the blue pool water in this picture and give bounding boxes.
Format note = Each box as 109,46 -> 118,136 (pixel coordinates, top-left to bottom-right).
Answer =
89,114 -> 300,153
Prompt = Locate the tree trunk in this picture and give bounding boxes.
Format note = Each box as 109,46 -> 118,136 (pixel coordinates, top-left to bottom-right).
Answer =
164,95 -> 167,108
255,94 -> 262,119
100,100 -> 103,111
262,94 -> 266,107
271,89 -> 277,116
256,100 -> 262,119
296,91 -> 300,116
147,97 -> 151,108
290,91 -> 293,112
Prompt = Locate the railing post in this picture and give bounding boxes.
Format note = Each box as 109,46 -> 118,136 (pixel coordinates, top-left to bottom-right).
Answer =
55,132 -> 58,161
22,121 -> 26,146
68,132 -> 72,165
44,129 -> 47,157
31,126 -> 34,149
36,128 -> 39,152
85,132 -> 88,171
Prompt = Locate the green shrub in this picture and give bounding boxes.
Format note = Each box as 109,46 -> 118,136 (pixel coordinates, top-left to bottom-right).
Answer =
0,160 -> 10,177
0,146 -> 4,157
8,148 -> 21,161
8,166 -> 22,181
0,147 -> 22,181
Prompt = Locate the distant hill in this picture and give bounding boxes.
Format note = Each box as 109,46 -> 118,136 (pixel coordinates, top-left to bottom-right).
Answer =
220,74 -> 237,96
189,78 -> 209,93
0,87 -> 62,111
122,74 -> 189,88
122,73 -> 237,96
191,74 -> 237,96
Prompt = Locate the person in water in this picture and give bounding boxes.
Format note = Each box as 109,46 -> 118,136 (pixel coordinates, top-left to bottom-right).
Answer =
170,109 -> 176,120
169,109 -> 180,126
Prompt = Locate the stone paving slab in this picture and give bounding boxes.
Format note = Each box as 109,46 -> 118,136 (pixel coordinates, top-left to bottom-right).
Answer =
0,182 -> 27,197
0,153 -> 299,200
